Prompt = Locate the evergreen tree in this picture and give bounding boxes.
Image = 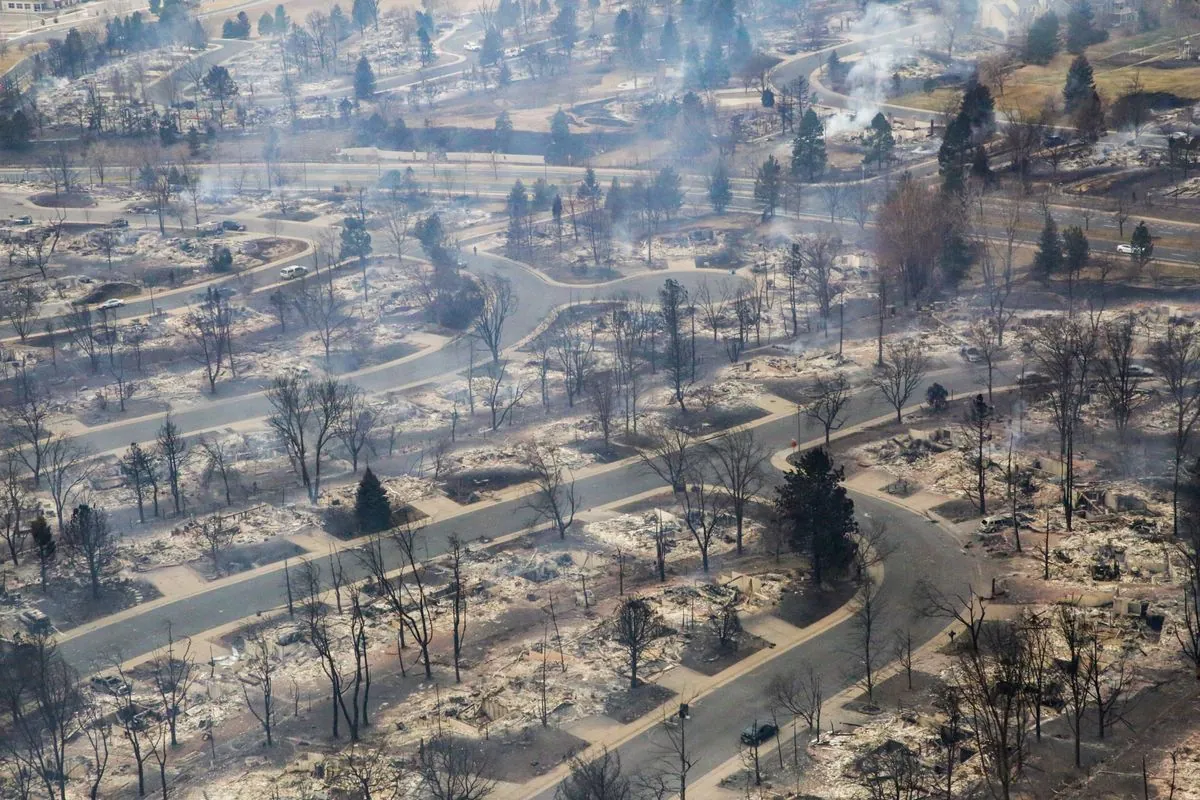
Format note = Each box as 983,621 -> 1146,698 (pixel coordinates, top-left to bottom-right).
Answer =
754,155 -> 783,220
791,108 -> 826,181
970,145 -> 993,186
353,56 -> 376,100
352,0 -> 378,32
354,468 -> 392,533
1063,225 -> 1089,278
257,12 -> 274,36
660,14 -> 681,61
1130,221 -> 1154,267
684,40 -> 704,87
774,447 -> 857,586
864,112 -> 894,169
31,515 -> 54,590
1063,55 -> 1094,113
959,75 -> 995,134
827,50 -> 845,86
938,112 -> 972,193
702,35 -> 729,88
418,26 -> 436,66
480,26 -> 504,65
1033,215 -> 1063,279
546,108 -> 575,164
731,20 -> 752,69
939,229 -> 973,288
493,110 -> 514,151
340,216 -> 372,265
708,160 -> 732,214
1024,12 -> 1061,65
1066,0 -> 1106,54
273,4 -> 288,30
1073,89 -> 1105,142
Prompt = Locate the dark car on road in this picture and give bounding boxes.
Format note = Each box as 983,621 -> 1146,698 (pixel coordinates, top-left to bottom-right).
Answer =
740,721 -> 778,746
221,219 -> 246,231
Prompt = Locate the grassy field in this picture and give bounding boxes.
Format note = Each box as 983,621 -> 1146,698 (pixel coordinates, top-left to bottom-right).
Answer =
892,29 -> 1200,118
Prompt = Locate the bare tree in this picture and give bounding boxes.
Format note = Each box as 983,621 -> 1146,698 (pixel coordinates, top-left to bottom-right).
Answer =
391,526 -> 436,679
0,286 -> 42,343
0,631 -> 82,800
677,464 -> 725,572
298,560 -> 355,739
241,633 -> 277,746
1149,319 -> 1200,536
266,374 -> 352,502
613,596 -> 665,689
473,273 -> 516,364
965,320 -> 1003,404
0,450 -> 27,566
266,373 -> 312,497
521,440 -> 579,538
954,622 -> 1029,800
149,624 -> 195,747
63,304 -> 101,372
804,371 -> 851,444
45,435 -> 93,535
1095,314 -> 1148,441
448,534 -> 469,683
706,428 -> 767,555
80,694 -> 113,800
157,416 -> 189,516
193,513 -> 235,574
1056,603 -> 1095,768
556,747 -> 630,800
636,423 -> 692,492
480,360 -> 530,431
1033,317 -> 1097,531
417,736 -> 495,800
588,372 -> 618,447
872,339 -> 929,423
296,279 -> 354,365
182,297 -> 233,394
336,387 -> 379,474
111,659 -> 153,797
5,369 -> 54,484
199,437 -> 238,507
62,504 -> 114,599
914,577 -> 987,651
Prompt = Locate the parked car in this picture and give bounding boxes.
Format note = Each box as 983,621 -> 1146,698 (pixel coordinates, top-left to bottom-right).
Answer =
97,298 -> 125,310
12,215 -> 32,225
1116,243 -> 1145,255
221,219 -> 246,231
108,218 -> 129,228
1128,364 -> 1155,378
280,265 -> 309,280
197,222 -> 223,236
740,721 -> 778,746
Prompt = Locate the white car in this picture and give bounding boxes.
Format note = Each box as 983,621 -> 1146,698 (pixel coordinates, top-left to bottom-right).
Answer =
463,40 -> 481,51
280,265 -> 309,280
1116,243 -> 1143,255
97,298 -> 125,310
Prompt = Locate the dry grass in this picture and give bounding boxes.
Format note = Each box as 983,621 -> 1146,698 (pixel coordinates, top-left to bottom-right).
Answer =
892,30 -> 1200,118
0,42 -> 45,74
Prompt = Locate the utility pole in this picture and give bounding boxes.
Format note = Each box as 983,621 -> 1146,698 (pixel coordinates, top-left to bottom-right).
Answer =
678,703 -> 690,799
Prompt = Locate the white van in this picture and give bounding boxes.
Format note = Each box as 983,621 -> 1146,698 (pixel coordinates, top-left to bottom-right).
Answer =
280,265 -> 309,280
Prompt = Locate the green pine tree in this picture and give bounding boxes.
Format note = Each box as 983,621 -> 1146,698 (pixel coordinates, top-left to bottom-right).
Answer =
1024,12 -> 1061,65
354,468 -> 392,533
754,155 -> 783,220
1063,55 -> 1094,113
774,447 -> 857,586
864,112 -> 894,170
1033,215 -> 1063,279
708,160 -> 732,214
354,56 -> 376,100
791,108 -> 826,181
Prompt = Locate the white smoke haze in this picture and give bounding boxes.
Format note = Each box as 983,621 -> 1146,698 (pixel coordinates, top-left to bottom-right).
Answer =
820,6 -> 939,137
